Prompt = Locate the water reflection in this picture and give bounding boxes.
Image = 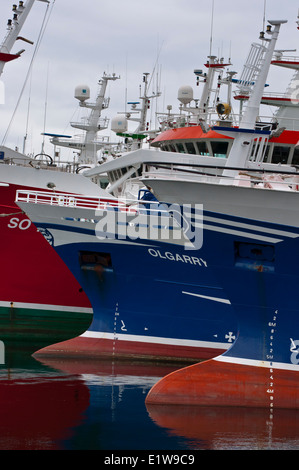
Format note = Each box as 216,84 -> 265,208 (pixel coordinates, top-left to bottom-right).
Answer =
0,355 -> 89,450
0,354 -> 182,450
146,403 -> 299,450
0,353 -> 299,450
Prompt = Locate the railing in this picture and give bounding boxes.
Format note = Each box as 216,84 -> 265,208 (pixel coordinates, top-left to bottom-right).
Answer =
272,54 -> 299,63
260,91 -> 295,100
156,108 -> 295,132
143,162 -> 299,192
234,90 -> 298,103
16,190 -> 124,211
70,117 -> 109,130
15,190 -> 169,215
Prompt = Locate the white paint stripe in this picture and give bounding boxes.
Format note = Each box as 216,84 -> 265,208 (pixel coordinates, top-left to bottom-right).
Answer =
50,229 -> 161,248
215,354 -> 299,372
182,290 -> 231,305
81,330 -> 230,350
186,211 -> 298,240
203,215 -> 299,239
202,223 -> 283,243
0,301 -> 93,314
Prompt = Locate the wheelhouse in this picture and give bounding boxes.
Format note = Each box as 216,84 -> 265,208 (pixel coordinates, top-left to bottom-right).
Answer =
150,125 -> 299,166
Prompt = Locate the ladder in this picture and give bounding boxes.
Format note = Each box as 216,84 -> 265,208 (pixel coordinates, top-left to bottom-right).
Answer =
237,42 -> 267,95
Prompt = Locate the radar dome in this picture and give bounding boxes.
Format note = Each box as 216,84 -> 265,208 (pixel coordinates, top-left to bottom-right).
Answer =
111,115 -> 128,133
178,85 -> 193,105
75,85 -> 90,102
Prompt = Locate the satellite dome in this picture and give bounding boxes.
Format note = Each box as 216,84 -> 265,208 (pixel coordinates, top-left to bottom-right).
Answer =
178,85 -> 193,105
74,85 -> 90,102
111,115 -> 128,133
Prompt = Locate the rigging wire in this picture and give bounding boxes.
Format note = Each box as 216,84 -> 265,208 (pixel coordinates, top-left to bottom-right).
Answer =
147,39 -> 164,92
1,0 -> 56,148
23,67 -> 33,153
41,61 -> 50,154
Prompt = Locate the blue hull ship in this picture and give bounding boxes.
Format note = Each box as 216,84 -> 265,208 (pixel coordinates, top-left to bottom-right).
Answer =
16,191 -> 237,361
144,19 -> 299,408
144,181 -> 299,407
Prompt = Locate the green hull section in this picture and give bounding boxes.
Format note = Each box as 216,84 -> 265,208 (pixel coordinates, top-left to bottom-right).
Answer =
0,305 -> 92,355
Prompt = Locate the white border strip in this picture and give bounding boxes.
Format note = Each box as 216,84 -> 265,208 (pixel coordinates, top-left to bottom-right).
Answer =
81,330 -> 230,350
0,301 -> 93,314
215,354 -> 299,372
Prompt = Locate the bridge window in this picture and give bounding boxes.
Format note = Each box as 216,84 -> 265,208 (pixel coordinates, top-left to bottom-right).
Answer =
185,142 -> 197,154
195,141 -> 209,155
175,143 -> 185,153
210,141 -> 229,158
160,144 -> 170,151
292,147 -> 299,165
168,143 -> 176,152
271,145 -> 290,164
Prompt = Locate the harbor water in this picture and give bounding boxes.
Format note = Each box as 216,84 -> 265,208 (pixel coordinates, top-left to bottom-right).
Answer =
0,354 -> 299,451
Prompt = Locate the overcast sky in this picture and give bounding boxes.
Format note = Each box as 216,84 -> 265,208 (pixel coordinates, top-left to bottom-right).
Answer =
0,0 -> 298,159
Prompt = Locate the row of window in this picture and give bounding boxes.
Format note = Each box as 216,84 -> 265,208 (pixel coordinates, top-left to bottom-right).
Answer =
159,140 -> 230,158
108,166 -> 143,184
157,139 -> 299,165
106,141 -> 299,188
264,144 -> 299,165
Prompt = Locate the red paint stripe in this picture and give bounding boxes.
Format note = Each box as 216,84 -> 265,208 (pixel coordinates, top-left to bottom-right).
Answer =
35,336 -> 226,362
0,52 -> 20,63
204,63 -> 231,68
235,95 -> 299,103
271,60 -> 299,65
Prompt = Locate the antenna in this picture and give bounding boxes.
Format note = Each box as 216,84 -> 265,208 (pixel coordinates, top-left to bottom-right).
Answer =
1,0 -> 54,147
262,0 -> 267,31
147,39 -> 164,92
209,0 -> 215,57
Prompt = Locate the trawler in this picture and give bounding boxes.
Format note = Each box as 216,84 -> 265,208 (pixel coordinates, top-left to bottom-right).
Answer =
0,1 -> 116,357
144,18 -> 299,408
16,11 -> 299,367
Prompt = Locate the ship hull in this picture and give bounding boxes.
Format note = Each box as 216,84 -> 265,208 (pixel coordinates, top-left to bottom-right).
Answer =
0,302 -> 92,355
37,236 -> 236,362
144,179 -> 299,407
16,194 -> 237,362
0,166 -> 102,356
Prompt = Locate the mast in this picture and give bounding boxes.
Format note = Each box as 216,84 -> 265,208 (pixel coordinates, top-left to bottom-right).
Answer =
221,19 -> 287,174
74,73 -> 120,164
192,56 -> 231,123
127,72 -> 161,134
50,72 -> 120,165
112,72 -> 161,150
0,0 -> 49,77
